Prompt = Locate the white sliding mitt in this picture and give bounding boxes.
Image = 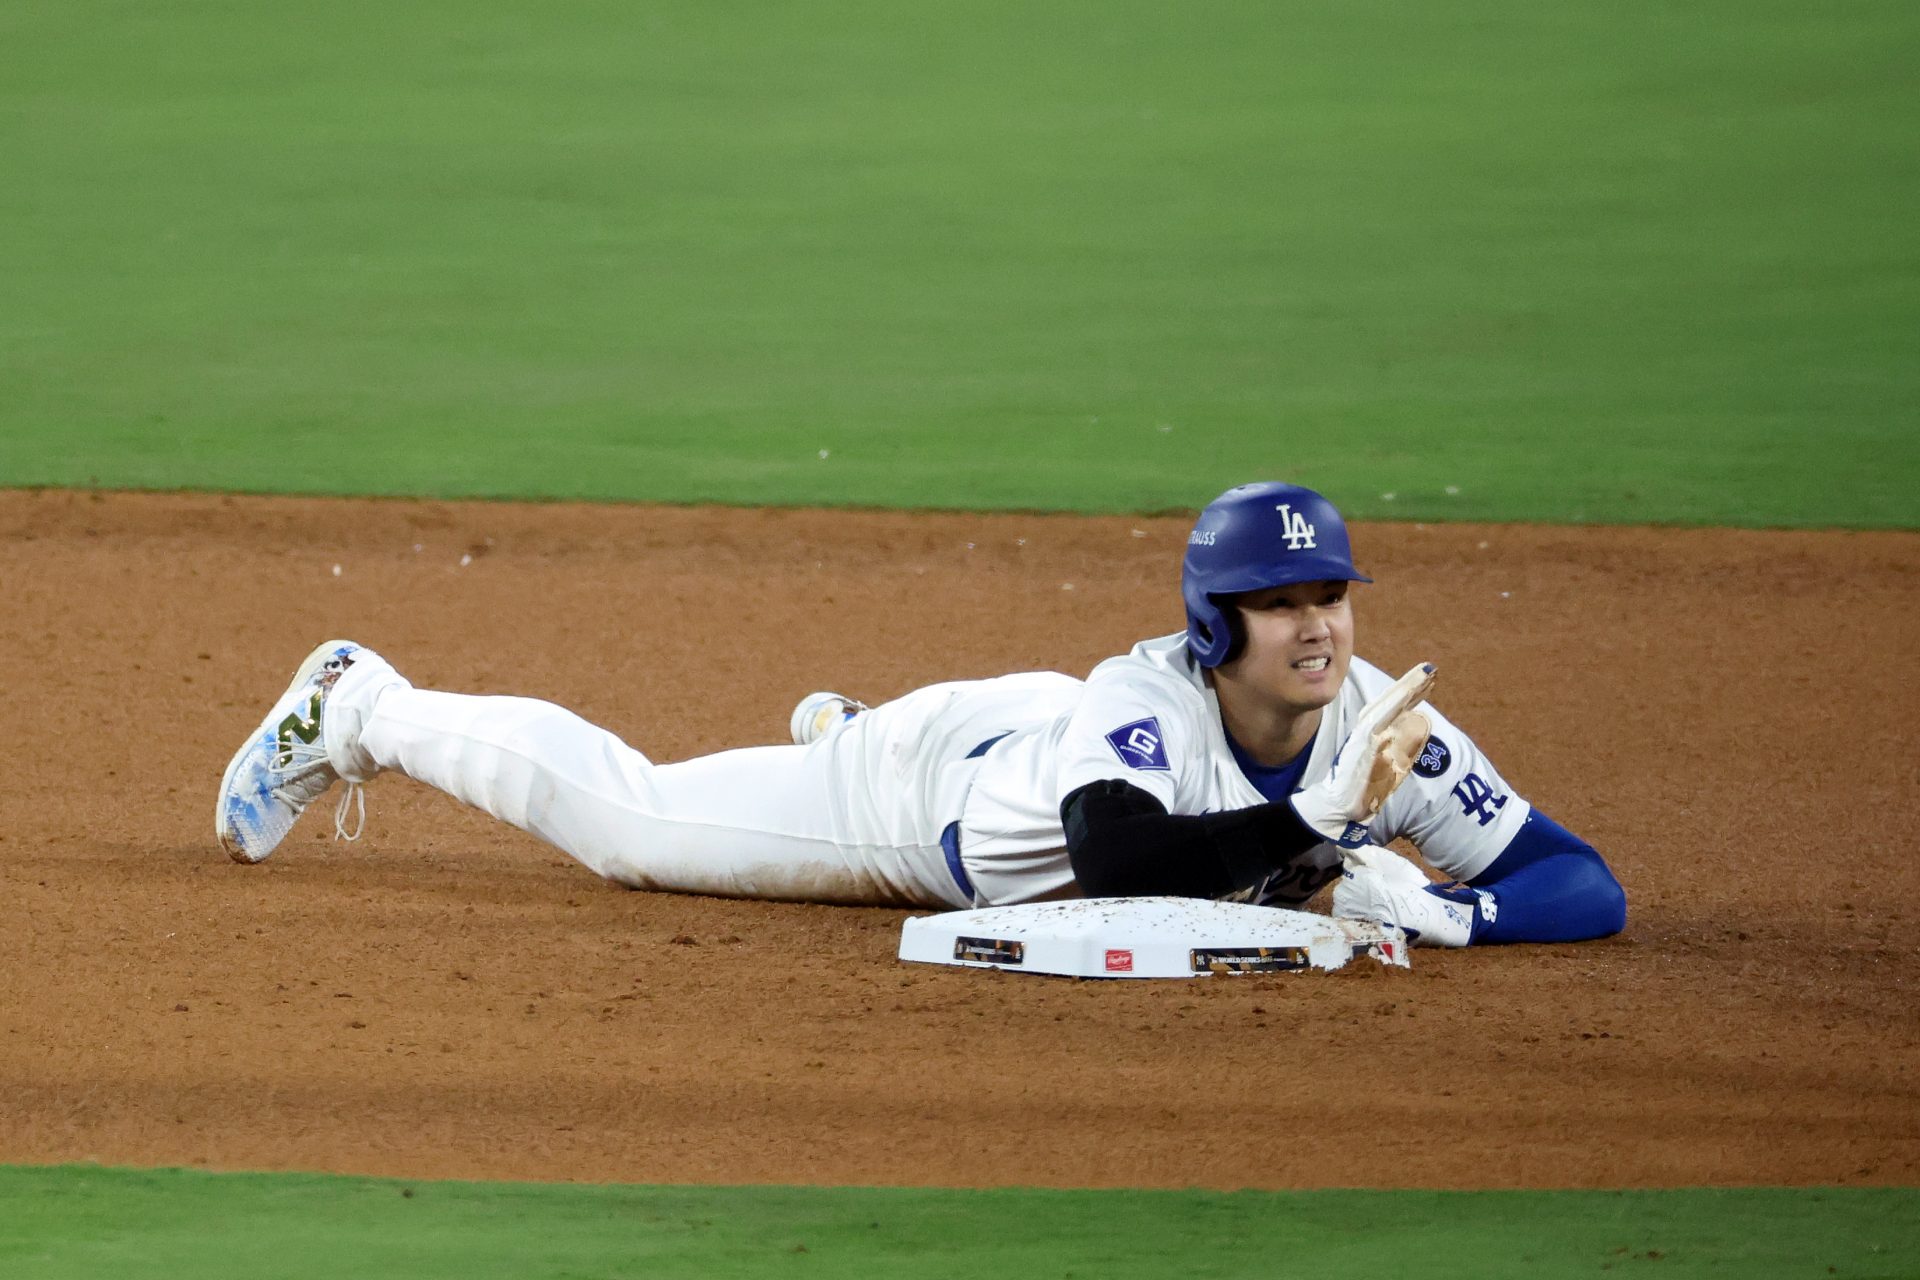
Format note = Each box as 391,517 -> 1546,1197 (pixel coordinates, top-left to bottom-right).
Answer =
1333,845 -> 1487,947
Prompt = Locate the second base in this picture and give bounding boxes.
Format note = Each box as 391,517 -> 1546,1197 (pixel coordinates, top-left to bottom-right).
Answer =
898,896 -> 1409,979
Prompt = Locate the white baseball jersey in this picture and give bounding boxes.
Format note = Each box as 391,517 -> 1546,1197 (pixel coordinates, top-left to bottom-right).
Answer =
325,633 -> 1530,911
953,633 -> 1530,904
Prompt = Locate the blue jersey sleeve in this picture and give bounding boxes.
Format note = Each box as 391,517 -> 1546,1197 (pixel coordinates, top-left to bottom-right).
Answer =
1425,809 -> 1625,944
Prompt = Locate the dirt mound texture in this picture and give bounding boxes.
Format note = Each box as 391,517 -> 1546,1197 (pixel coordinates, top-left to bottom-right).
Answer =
2,490 -> 1915,1189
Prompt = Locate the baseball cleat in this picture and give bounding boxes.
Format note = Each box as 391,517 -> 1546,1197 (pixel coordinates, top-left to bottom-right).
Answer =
789,691 -> 868,746
215,639 -> 368,864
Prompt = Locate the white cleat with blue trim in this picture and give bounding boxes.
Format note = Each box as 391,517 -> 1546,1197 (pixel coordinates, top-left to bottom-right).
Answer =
215,639 -> 368,864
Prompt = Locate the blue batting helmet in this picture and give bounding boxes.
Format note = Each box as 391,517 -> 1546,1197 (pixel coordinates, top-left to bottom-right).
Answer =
1182,482 -> 1372,668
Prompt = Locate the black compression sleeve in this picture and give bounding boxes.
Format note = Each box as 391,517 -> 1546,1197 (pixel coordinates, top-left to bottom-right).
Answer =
1060,779 -> 1324,899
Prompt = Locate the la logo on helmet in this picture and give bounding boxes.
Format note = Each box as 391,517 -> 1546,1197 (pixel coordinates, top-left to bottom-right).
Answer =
1276,503 -> 1317,551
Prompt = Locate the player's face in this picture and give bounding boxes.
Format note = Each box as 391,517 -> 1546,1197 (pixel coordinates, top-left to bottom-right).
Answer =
1224,579 -> 1354,713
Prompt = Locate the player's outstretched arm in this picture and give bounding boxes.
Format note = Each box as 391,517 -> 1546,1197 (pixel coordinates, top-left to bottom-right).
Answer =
1061,780 -> 1323,899
1458,810 -> 1626,943
1332,812 -> 1625,946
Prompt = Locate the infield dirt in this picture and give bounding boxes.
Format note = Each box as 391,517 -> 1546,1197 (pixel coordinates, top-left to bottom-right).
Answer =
2,490 -> 1915,1189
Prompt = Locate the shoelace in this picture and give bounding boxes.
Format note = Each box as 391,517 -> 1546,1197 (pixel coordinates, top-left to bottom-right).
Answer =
268,740 -> 366,843
333,783 -> 366,842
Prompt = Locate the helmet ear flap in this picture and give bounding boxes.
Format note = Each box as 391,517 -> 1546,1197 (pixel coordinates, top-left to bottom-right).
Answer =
1216,602 -> 1244,666
1187,596 -> 1245,669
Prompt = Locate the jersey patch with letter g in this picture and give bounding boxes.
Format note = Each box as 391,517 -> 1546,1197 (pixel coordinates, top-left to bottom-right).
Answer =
1105,717 -> 1171,771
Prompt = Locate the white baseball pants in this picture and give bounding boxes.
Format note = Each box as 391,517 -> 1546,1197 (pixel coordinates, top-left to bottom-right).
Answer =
322,654 -> 1079,909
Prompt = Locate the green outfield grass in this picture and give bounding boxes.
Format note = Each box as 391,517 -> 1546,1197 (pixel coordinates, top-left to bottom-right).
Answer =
3,1 -> 1915,525
2,1166 -> 1914,1280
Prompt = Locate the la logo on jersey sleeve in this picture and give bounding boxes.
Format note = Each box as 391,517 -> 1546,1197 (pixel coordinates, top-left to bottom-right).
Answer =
1105,717 -> 1170,771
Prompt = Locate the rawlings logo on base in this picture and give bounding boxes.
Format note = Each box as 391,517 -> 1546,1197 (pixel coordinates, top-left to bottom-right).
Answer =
1105,949 -> 1134,973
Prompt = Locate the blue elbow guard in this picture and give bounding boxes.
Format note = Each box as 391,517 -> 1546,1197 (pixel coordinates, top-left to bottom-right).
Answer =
1464,811 -> 1626,944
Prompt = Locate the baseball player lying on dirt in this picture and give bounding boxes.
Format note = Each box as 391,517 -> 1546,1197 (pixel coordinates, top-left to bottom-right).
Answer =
216,482 -> 1625,947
